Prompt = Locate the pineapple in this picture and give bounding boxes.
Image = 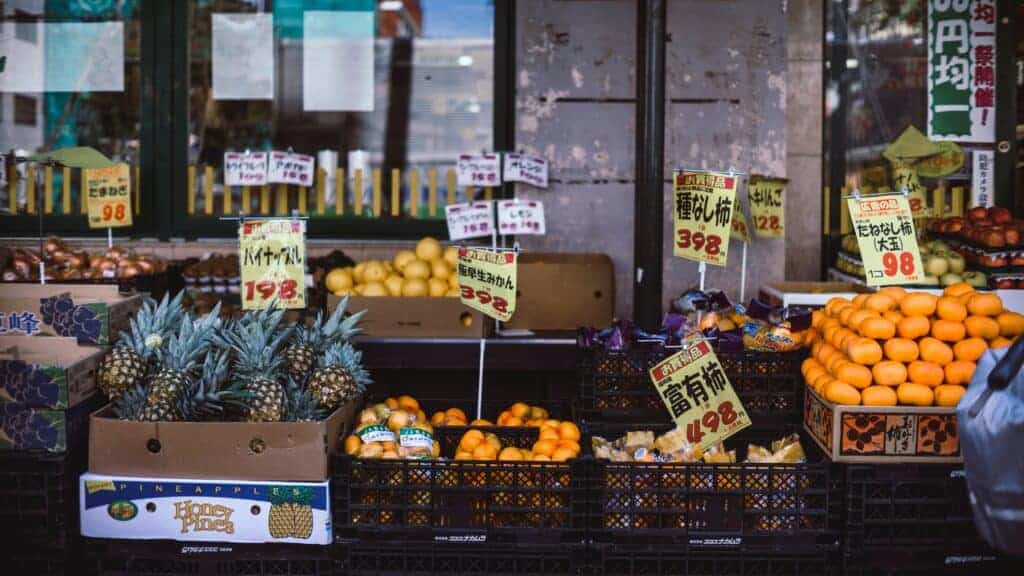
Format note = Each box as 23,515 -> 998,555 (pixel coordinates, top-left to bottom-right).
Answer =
175,349 -> 250,421
139,303 -> 222,422
308,341 -> 371,410
112,383 -> 148,421
284,377 -> 328,422
218,307 -> 292,422
283,296 -> 365,382
267,491 -> 294,539
96,292 -> 185,400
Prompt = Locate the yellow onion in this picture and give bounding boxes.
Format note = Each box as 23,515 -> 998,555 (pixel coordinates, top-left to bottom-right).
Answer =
135,259 -> 155,274
11,256 -> 30,278
43,237 -> 64,256
119,264 -> 141,278
105,246 -> 127,261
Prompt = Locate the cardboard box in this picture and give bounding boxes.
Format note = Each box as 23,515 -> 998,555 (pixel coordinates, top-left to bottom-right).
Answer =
80,473 -> 330,545
759,281 -> 871,308
89,397 -> 359,481
0,284 -> 143,345
803,386 -> 961,463
328,295 -> 487,338
0,392 -> 101,452
504,252 -> 615,331
0,336 -> 104,408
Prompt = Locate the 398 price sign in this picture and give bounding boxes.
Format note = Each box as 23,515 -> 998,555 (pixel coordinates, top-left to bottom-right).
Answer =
675,228 -> 723,256
457,247 -> 518,322
672,170 -> 738,266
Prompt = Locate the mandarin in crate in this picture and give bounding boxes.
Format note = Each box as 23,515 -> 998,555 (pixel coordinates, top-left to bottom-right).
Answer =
900,293 -> 938,317
882,310 -> 904,325
804,366 -> 827,385
811,373 -> 833,394
472,443 -> 498,460
897,383 -> 935,406
847,338 -> 883,365
897,316 -> 931,339
848,309 -> 879,330
884,338 -> 919,362
871,361 -> 908,386
860,317 -> 896,340
838,306 -> 859,327
966,293 -> 1003,317
861,385 -> 898,406
558,422 -> 581,442
907,361 -> 945,387
811,310 -> 825,329
996,312 -> 1024,337
932,319 -> 966,343
944,360 -> 976,386
801,357 -> 822,377
835,328 -> 858,350
852,293 -> 871,308
836,363 -> 873,389
920,337 -> 954,366
825,380 -> 861,405
827,354 -> 850,375
499,447 -> 524,461
990,336 -> 1014,349
953,338 -> 987,362
936,297 -> 968,322
943,282 -> 976,298
965,316 -> 1000,340
825,297 -> 853,317
878,286 -> 908,301
935,385 -> 967,407
864,293 -> 897,313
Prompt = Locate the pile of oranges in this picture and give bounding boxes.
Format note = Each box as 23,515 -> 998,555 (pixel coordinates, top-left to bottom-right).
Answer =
455,420 -> 582,462
803,283 -> 1024,407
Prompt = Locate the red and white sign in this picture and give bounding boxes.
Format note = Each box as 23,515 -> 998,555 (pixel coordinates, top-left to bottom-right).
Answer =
497,200 -> 545,235
502,153 -> 548,188
224,151 -> 269,186
445,201 -> 494,241
456,154 -> 501,187
267,151 -> 314,187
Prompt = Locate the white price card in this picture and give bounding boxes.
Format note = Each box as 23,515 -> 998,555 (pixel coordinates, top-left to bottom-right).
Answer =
456,154 -> 502,187
267,151 -> 314,187
224,151 -> 268,186
445,201 -> 495,241
503,153 -> 548,188
497,200 -> 546,235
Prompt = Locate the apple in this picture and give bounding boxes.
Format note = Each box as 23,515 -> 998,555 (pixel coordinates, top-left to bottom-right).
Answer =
947,252 -> 966,274
940,273 -> 964,287
948,221 -> 963,233
1005,228 -> 1020,246
988,206 -> 1012,224
993,278 -> 1015,289
962,271 -> 988,288
968,206 -> 989,221
1018,279 -> 1024,289
981,254 -> 1009,267
921,275 -> 941,286
981,230 -> 1006,248
924,255 -> 950,277
1010,256 -> 1024,266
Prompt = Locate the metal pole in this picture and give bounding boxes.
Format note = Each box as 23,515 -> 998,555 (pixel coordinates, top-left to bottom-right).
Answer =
633,0 -> 667,331
994,0 -> 1018,215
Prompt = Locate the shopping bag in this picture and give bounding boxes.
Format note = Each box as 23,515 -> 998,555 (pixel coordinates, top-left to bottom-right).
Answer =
958,335 -> 1024,556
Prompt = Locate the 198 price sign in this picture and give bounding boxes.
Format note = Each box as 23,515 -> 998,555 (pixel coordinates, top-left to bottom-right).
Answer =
244,278 -> 300,302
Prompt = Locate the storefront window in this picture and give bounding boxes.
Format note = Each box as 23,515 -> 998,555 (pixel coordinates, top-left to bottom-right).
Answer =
186,0 -> 496,223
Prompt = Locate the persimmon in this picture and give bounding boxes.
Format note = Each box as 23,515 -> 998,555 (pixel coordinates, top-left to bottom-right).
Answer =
966,293 -> 1003,317
883,338 -> 919,363
944,360 -> 976,386
953,338 -> 987,362
899,293 -> 938,317
826,354 -> 849,375
852,293 -> 871,308
907,360 -> 945,387
801,357 -> 823,377
824,380 -> 861,405
811,373 -> 833,394
935,297 -> 968,322
861,385 -> 898,406
996,312 -> 1024,337
838,306 -> 858,327
931,319 -> 966,343
803,329 -> 818,348
815,342 -> 838,364
942,282 -> 975,298
934,385 -> 967,407
871,360 -> 908,386
846,337 -> 883,365
811,310 -> 825,329
864,293 -> 896,313
847,309 -> 880,330
989,336 -> 1013,349
897,383 -> 935,406
897,316 -> 931,340
919,337 -> 954,366
860,317 -> 896,340
877,286 -> 907,301
825,297 -> 852,317
805,365 -> 827,385
823,323 -> 843,346
964,316 -> 1000,340
882,310 -> 904,325
836,363 -> 873,389
835,329 -> 859,351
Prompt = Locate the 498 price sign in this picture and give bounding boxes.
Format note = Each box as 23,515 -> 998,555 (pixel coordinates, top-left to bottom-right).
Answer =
239,219 -> 307,310
457,247 -> 517,322
847,194 -> 924,286
673,170 -> 737,266
648,341 -> 751,452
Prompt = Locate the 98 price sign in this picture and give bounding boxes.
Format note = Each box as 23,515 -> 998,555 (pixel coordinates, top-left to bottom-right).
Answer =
85,165 -> 133,228
846,194 -> 924,286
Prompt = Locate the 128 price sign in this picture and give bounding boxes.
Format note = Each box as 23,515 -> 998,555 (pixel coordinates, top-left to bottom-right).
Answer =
457,247 -> 517,322
85,165 -> 132,229
847,193 -> 924,286
748,175 -> 786,238
239,219 -> 307,310
648,340 -> 751,452
672,170 -> 738,266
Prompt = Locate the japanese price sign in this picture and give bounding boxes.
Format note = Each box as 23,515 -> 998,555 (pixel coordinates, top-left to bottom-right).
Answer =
84,164 -> 132,228
497,200 -> 545,235
748,175 -> 786,238
267,151 -> 314,187
970,149 -> 994,207
730,203 -> 750,243
456,153 -> 501,187
239,219 -> 306,310
457,247 -> 517,322
892,163 -> 929,217
927,0 -> 996,143
502,153 -> 548,188
672,170 -> 737,266
445,201 -> 494,241
224,151 -> 268,186
648,340 -> 751,452
846,194 -> 925,286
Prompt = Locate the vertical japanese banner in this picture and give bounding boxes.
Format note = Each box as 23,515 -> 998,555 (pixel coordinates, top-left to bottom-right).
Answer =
84,165 -> 132,228
648,341 -> 751,452
457,247 -> 517,322
846,194 -> 925,286
239,219 -> 307,310
970,149 -> 994,207
927,0 -> 996,143
747,175 -> 786,238
891,162 -> 930,217
672,170 -> 738,266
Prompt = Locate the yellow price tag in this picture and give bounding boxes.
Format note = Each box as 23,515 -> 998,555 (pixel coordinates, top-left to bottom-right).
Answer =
84,165 -> 132,228
748,175 -> 786,238
457,247 -> 517,322
730,202 -> 750,243
892,163 -> 929,218
648,340 -> 751,452
672,170 -> 738,266
238,219 -> 307,310
846,194 -> 924,286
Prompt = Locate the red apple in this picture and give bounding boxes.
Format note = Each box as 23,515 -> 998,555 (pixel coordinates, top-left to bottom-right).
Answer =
968,206 -> 989,221
994,278 -> 1016,289
988,207 -> 1013,224
1005,228 -> 1021,245
974,218 -> 994,227
982,231 -> 1006,248
981,254 -> 1009,267
948,221 -> 963,233
1018,279 -> 1024,289
1010,256 -> 1024,267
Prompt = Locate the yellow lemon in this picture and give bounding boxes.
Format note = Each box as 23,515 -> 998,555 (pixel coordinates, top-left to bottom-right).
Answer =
416,237 -> 443,261
325,268 -> 353,292
402,278 -> 429,297
384,274 -> 404,296
403,259 -> 431,280
353,262 -> 367,283
448,274 -> 458,288
363,261 -> 388,283
361,281 -> 388,297
431,259 -> 451,280
428,277 -> 448,297
445,287 -> 460,298
443,246 -> 458,267
352,284 -> 365,295
333,287 -> 354,297
393,250 -> 417,272
383,262 -> 394,273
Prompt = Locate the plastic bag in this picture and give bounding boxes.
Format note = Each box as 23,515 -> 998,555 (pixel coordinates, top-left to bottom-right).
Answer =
958,336 -> 1024,556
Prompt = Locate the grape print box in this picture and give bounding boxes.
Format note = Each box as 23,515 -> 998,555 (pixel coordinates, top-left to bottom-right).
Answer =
80,473 -> 331,545
0,284 -> 143,345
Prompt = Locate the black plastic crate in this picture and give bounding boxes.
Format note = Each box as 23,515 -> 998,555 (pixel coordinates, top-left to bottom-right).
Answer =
332,426 -> 591,545
578,336 -> 805,430
84,538 -> 333,576
0,443 -> 87,549
588,546 -> 833,575
334,541 -> 581,575
583,424 -> 838,554
841,546 -> 1022,575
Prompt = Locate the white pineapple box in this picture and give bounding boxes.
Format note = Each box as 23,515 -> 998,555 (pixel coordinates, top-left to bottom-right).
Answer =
79,473 -> 330,545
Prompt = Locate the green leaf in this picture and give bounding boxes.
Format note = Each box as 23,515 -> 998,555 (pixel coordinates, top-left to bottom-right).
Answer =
29,146 -> 116,169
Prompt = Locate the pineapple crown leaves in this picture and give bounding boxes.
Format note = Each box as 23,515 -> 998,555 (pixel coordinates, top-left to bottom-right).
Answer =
292,297 -> 366,350
283,376 -> 328,422
318,341 -> 372,393
218,306 -> 294,378
112,384 -> 148,420
176,349 -> 251,421
117,291 -> 186,359
157,301 -> 223,374
269,486 -> 314,506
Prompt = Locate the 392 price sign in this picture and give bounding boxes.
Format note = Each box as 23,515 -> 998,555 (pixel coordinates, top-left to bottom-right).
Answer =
847,193 -> 924,286
457,247 -> 517,322
239,219 -> 307,310
85,165 -> 132,228
748,175 -> 786,238
672,170 -> 737,266
648,340 -> 751,452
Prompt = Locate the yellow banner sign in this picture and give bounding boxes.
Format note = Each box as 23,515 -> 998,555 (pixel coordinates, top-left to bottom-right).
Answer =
730,203 -> 750,243
457,247 -> 517,322
892,163 -> 929,218
649,340 -> 751,452
84,165 -> 132,228
239,219 -> 307,310
748,175 -> 786,238
672,170 -> 738,266
846,194 -> 924,286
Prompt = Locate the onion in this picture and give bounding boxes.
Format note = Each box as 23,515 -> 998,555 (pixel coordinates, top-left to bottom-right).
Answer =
11,257 -> 30,278
117,257 -> 136,270
105,246 -> 127,261
120,265 -> 141,278
135,259 -> 155,274
65,253 -> 85,269
95,258 -> 116,273
2,269 -> 18,281
50,249 -> 69,263
43,238 -> 64,256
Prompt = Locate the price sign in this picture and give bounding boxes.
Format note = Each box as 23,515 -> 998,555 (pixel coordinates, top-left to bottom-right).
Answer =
892,163 -> 929,218
85,164 -> 132,228
847,193 -> 924,286
730,202 -> 750,243
502,153 -> 548,188
457,247 -> 517,322
497,199 -> 545,235
224,151 -> 268,186
672,170 -> 737,266
748,175 -> 786,238
445,201 -> 494,241
456,153 -> 501,187
239,219 -> 307,310
267,151 -> 314,186
648,341 -> 751,452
